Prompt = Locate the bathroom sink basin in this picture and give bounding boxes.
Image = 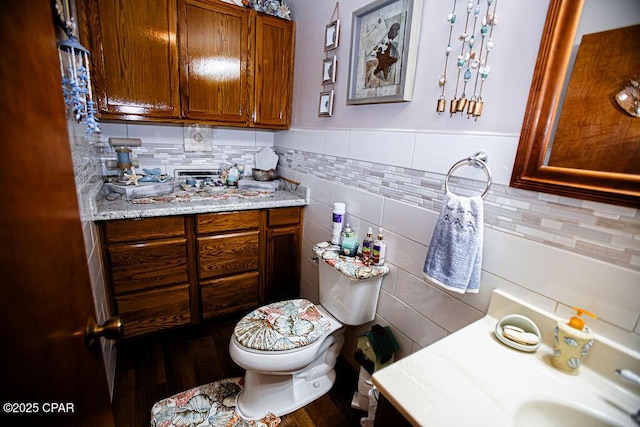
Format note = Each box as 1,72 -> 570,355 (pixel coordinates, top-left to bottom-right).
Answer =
371,290 -> 640,427
515,400 -> 624,427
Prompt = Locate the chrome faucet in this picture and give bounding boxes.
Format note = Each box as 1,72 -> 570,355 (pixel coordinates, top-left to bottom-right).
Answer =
616,369 -> 640,425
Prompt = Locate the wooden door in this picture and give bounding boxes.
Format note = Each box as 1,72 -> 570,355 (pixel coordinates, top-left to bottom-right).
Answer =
79,0 -> 181,120
179,0 -> 251,124
253,13 -> 295,129
0,1 -> 114,425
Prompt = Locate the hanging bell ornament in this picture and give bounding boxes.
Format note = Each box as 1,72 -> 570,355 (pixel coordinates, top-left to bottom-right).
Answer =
472,99 -> 484,119
436,97 -> 446,114
449,98 -> 459,115
467,99 -> 477,118
456,97 -> 467,113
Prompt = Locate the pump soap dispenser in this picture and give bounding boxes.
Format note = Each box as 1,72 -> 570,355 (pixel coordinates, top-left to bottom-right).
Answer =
551,308 -> 596,375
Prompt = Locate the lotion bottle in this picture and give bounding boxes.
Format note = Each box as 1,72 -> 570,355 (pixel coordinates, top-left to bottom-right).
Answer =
372,228 -> 387,266
361,227 -> 374,261
551,307 -> 596,375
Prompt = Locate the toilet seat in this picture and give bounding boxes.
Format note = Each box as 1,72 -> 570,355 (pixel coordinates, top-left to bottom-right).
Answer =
234,299 -> 332,352
230,304 -> 342,373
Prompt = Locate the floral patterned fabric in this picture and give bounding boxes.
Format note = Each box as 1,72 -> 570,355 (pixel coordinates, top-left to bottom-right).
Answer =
150,377 -> 280,427
234,299 -> 331,351
312,243 -> 390,280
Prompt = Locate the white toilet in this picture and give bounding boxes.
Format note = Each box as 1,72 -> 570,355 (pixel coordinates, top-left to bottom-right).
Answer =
229,254 -> 386,420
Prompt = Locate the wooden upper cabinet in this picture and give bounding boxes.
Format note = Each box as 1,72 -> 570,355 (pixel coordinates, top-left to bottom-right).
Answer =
79,0 -> 294,128
253,13 -> 295,129
178,0 -> 250,124
79,0 -> 181,119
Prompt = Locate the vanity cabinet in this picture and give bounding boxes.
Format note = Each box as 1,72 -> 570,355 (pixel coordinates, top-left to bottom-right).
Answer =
78,0 -> 295,129
374,394 -> 412,427
265,207 -> 302,303
99,207 -> 302,339
196,210 -> 262,319
101,217 -> 192,338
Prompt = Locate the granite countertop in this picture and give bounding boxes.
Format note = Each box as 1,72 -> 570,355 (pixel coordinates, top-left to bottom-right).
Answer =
91,180 -> 309,221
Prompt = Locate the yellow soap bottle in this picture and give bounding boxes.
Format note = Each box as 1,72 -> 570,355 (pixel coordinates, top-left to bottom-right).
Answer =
551,308 -> 596,375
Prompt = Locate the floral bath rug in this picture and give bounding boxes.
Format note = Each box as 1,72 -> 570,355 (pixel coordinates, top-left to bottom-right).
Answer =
150,377 -> 280,427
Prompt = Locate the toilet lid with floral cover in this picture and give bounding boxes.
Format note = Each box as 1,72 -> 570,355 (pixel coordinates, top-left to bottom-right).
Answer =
234,299 -> 332,351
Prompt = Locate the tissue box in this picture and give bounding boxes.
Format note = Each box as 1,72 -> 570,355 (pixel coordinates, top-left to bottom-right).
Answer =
104,181 -> 174,200
237,178 -> 280,192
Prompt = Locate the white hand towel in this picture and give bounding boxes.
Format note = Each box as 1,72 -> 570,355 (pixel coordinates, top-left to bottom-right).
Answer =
423,192 -> 483,294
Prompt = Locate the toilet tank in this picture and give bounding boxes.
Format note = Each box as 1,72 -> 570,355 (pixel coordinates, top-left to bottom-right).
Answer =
318,259 -> 384,326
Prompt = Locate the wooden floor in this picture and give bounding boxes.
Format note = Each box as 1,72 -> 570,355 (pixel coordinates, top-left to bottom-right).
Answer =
113,314 -> 367,427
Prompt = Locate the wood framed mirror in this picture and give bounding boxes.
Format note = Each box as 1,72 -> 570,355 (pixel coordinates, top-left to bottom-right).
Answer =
510,0 -> 640,208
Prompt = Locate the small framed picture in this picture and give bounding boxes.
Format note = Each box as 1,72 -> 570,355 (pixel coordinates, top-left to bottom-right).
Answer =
318,90 -> 335,117
324,19 -> 340,51
322,56 -> 337,85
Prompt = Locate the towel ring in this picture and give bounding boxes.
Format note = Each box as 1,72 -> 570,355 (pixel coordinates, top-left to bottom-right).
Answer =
444,151 -> 492,198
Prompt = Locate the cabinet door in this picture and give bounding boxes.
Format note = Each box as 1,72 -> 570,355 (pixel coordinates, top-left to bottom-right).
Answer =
179,0 -> 250,124
80,0 -> 180,119
266,224 -> 300,302
253,13 -> 295,129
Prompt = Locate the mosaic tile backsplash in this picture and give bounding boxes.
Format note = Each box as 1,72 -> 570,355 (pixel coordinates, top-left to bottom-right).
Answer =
94,121 -> 639,273
275,148 -> 640,272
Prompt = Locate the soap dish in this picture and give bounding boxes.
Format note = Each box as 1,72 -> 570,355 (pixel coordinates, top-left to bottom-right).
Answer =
495,314 -> 542,352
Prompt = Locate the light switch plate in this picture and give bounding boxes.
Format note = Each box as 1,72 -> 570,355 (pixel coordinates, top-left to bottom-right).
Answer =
184,124 -> 214,152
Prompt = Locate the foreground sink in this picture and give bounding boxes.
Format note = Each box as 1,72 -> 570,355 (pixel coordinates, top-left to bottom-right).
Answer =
372,290 -> 640,426
516,400 -> 626,427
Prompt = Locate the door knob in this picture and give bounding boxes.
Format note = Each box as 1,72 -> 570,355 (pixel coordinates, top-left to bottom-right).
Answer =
85,315 -> 123,348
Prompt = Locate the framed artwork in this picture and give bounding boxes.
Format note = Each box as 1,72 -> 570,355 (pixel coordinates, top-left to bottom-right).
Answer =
325,19 -> 340,51
346,0 -> 422,105
318,90 -> 335,117
322,56 -> 337,85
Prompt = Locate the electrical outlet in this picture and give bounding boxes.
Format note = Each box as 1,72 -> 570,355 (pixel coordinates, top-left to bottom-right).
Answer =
184,124 -> 214,152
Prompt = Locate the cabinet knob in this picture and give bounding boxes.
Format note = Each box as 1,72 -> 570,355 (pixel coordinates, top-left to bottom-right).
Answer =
85,315 -> 123,348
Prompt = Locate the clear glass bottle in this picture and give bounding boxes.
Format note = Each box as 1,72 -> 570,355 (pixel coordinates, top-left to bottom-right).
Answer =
340,223 -> 358,257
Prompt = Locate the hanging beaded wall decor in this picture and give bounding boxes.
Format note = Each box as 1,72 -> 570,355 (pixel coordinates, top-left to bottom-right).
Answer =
437,0 -> 499,120
54,0 -> 101,137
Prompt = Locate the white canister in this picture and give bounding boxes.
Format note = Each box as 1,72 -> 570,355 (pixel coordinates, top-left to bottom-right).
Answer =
331,202 -> 346,245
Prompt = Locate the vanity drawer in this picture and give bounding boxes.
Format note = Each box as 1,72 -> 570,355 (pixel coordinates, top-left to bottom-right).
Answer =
103,216 -> 185,243
108,238 -> 189,294
201,271 -> 259,319
196,210 -> 261,234
115,284 -> 191,338
268,207 -> 300,226
197,231 -> 260,279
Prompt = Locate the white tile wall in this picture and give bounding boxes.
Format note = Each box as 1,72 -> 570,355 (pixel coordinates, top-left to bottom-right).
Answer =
278,129 -> 640,363
74,119 -> 640,381
67,119 -> 117,398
